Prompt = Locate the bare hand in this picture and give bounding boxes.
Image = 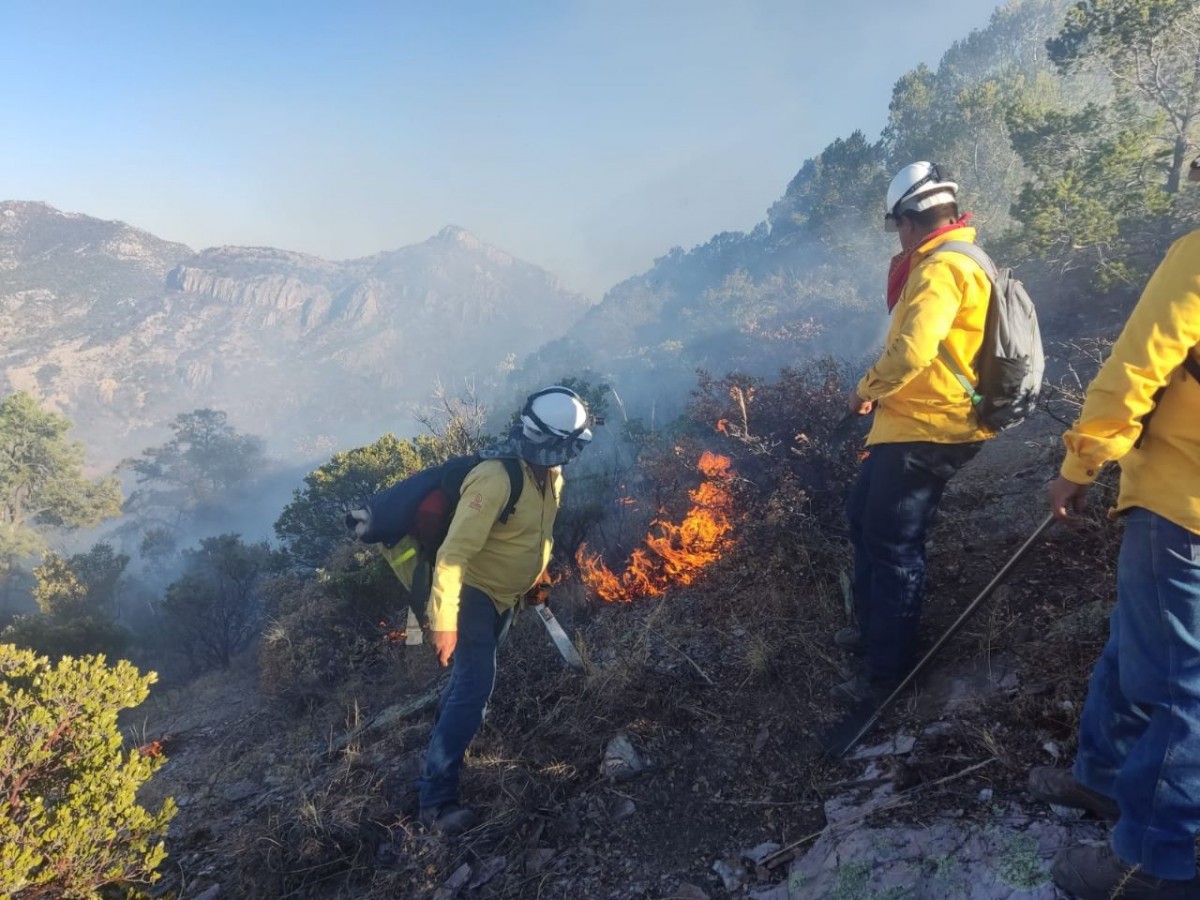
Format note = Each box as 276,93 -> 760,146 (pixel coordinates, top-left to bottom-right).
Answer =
432,630 -> 458,667
847,390 -> 874,416
1048,475 -> 1090,525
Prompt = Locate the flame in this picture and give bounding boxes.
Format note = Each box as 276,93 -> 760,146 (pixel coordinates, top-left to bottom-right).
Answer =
380,619 -> 407,644
578,451 -> 734,602
138,740 -> 164,759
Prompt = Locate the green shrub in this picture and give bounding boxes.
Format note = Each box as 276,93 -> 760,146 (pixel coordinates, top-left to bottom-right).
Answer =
3,614 -> 131,662
259,546 -> 402,705
0,644 -> 176,898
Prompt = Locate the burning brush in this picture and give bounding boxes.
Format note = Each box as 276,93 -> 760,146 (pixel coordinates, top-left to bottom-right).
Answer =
577,451 -> 735,602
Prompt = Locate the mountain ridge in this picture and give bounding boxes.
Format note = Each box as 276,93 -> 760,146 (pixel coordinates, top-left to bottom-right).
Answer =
0,201 -> 592,465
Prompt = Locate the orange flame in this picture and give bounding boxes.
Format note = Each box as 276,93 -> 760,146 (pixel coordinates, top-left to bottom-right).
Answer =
138,740 -> 164,759
379,619 -> 407,644
578,451 -> 734,602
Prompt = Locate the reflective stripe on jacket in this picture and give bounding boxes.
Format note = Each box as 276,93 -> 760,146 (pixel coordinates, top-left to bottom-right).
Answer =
1061,229 -> 1200,534
858,225 -> 996,446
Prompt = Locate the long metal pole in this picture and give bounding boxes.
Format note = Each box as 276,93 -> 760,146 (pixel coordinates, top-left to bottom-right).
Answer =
832,512 -> 1056,758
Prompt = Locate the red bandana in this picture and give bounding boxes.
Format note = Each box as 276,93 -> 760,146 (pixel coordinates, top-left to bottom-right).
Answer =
885,214 -> 973,313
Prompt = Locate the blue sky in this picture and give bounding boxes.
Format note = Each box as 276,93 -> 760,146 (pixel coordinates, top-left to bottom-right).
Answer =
1,1 -> 1002,296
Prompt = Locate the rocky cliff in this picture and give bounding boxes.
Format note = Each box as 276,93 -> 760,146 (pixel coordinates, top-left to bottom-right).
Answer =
0,202 -> 592,464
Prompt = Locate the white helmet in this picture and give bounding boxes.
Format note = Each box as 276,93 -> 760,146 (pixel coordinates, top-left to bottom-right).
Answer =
884,161 -> 958,231
520,386 -> 593,445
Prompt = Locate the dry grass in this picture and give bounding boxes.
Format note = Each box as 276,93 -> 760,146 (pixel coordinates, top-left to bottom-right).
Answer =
142,366 -> 1128,899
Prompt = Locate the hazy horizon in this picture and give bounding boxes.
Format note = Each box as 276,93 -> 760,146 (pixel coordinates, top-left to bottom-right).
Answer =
3,1 -> 1002,297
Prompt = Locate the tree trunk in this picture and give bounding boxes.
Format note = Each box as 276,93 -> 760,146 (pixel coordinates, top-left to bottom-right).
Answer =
1168,133 -> 1187,194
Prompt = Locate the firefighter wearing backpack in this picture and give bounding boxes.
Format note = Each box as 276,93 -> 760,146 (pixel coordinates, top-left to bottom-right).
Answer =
838,162 -> 996,703
416,386 -> 592,835
1026,182 -> 1200,897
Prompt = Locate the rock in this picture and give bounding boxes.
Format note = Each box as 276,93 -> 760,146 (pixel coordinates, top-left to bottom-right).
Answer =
674,883 -> 710,900
601,732 -> 646,780
849,734 -> 916,760
221,780 -> 259,803
916,653 -> 1020,717
788,818 -> 1104,898
823,780 -> 896,827
712,858 -> 746,892
753,725 -> 770,755
978,788 -> 994,803
1042,740 -> 1062,760
741,842 -> 782,865
1049,803 -> 1085,821
525,848 -> 556,874
608,797 -> 637,822
433,863 -> 472,899
467,857 -> 506,889
747,885 -> 790,900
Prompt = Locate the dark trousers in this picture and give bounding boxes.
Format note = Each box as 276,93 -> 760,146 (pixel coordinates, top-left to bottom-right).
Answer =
845,440 -> 982,680
418,587 -> 512,810
1074,509 -> 1200,879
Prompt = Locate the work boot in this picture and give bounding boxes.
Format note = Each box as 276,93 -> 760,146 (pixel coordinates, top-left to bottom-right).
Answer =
418,803 -> 478,835
833,627 -> 864,656
1051,843 -> 1200,900
1027,767 -> 1120,822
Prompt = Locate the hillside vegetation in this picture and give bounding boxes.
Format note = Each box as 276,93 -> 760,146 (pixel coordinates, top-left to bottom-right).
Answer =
3,1 -> 1199,897
516,0 -> 1200,419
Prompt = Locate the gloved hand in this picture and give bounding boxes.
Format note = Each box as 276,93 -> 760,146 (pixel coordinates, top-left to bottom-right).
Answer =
346,508 -> 371,539
524,581 -> 552,607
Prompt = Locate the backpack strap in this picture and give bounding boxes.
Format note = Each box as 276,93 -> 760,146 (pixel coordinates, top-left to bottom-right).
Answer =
933,241 -> 999,282
929,241 -> 996,407
439,454 -> 526,524
496,457 -> 524,524
938,345 -> 984,407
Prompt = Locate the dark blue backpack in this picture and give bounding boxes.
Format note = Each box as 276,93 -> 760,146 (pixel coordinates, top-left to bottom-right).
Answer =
346,454 -> 524,552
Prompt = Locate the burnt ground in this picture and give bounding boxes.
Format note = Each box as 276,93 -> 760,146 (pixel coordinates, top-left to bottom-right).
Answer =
133,416 -> 1123,899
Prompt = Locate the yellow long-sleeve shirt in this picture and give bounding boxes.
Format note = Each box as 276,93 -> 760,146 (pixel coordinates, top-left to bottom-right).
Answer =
858,226 -> 996,446
418,459 -> 562,632
1061,229 -> 1200,535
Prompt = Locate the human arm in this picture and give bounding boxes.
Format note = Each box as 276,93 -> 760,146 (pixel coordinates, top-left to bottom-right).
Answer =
1059,234 -> 1200,487
857,259 -> 963,401
427,463 -> 512,663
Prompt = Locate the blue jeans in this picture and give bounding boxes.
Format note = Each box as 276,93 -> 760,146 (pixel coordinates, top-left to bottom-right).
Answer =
845,440 -> 982,680
1074,508 -> 1200,880
418,586 -> 512,810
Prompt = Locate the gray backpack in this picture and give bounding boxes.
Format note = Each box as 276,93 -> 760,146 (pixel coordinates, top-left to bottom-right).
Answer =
932,241 -> 1044,431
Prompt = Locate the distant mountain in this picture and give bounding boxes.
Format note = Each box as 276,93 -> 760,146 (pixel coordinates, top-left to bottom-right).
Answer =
0,202 -> 591,465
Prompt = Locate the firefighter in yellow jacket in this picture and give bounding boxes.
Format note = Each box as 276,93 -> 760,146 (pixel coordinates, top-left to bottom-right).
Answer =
839,162 -> 995,702
413,387 -> 592,834
1026,165 -> 1200,899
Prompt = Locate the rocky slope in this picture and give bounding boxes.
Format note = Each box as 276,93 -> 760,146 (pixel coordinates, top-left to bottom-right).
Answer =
0,202 -> 592,465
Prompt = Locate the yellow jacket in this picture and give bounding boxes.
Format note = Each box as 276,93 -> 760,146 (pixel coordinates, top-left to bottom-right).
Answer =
395,459 -> 560,631
1061,229 -> 1200,534
858,226 -> 996,446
